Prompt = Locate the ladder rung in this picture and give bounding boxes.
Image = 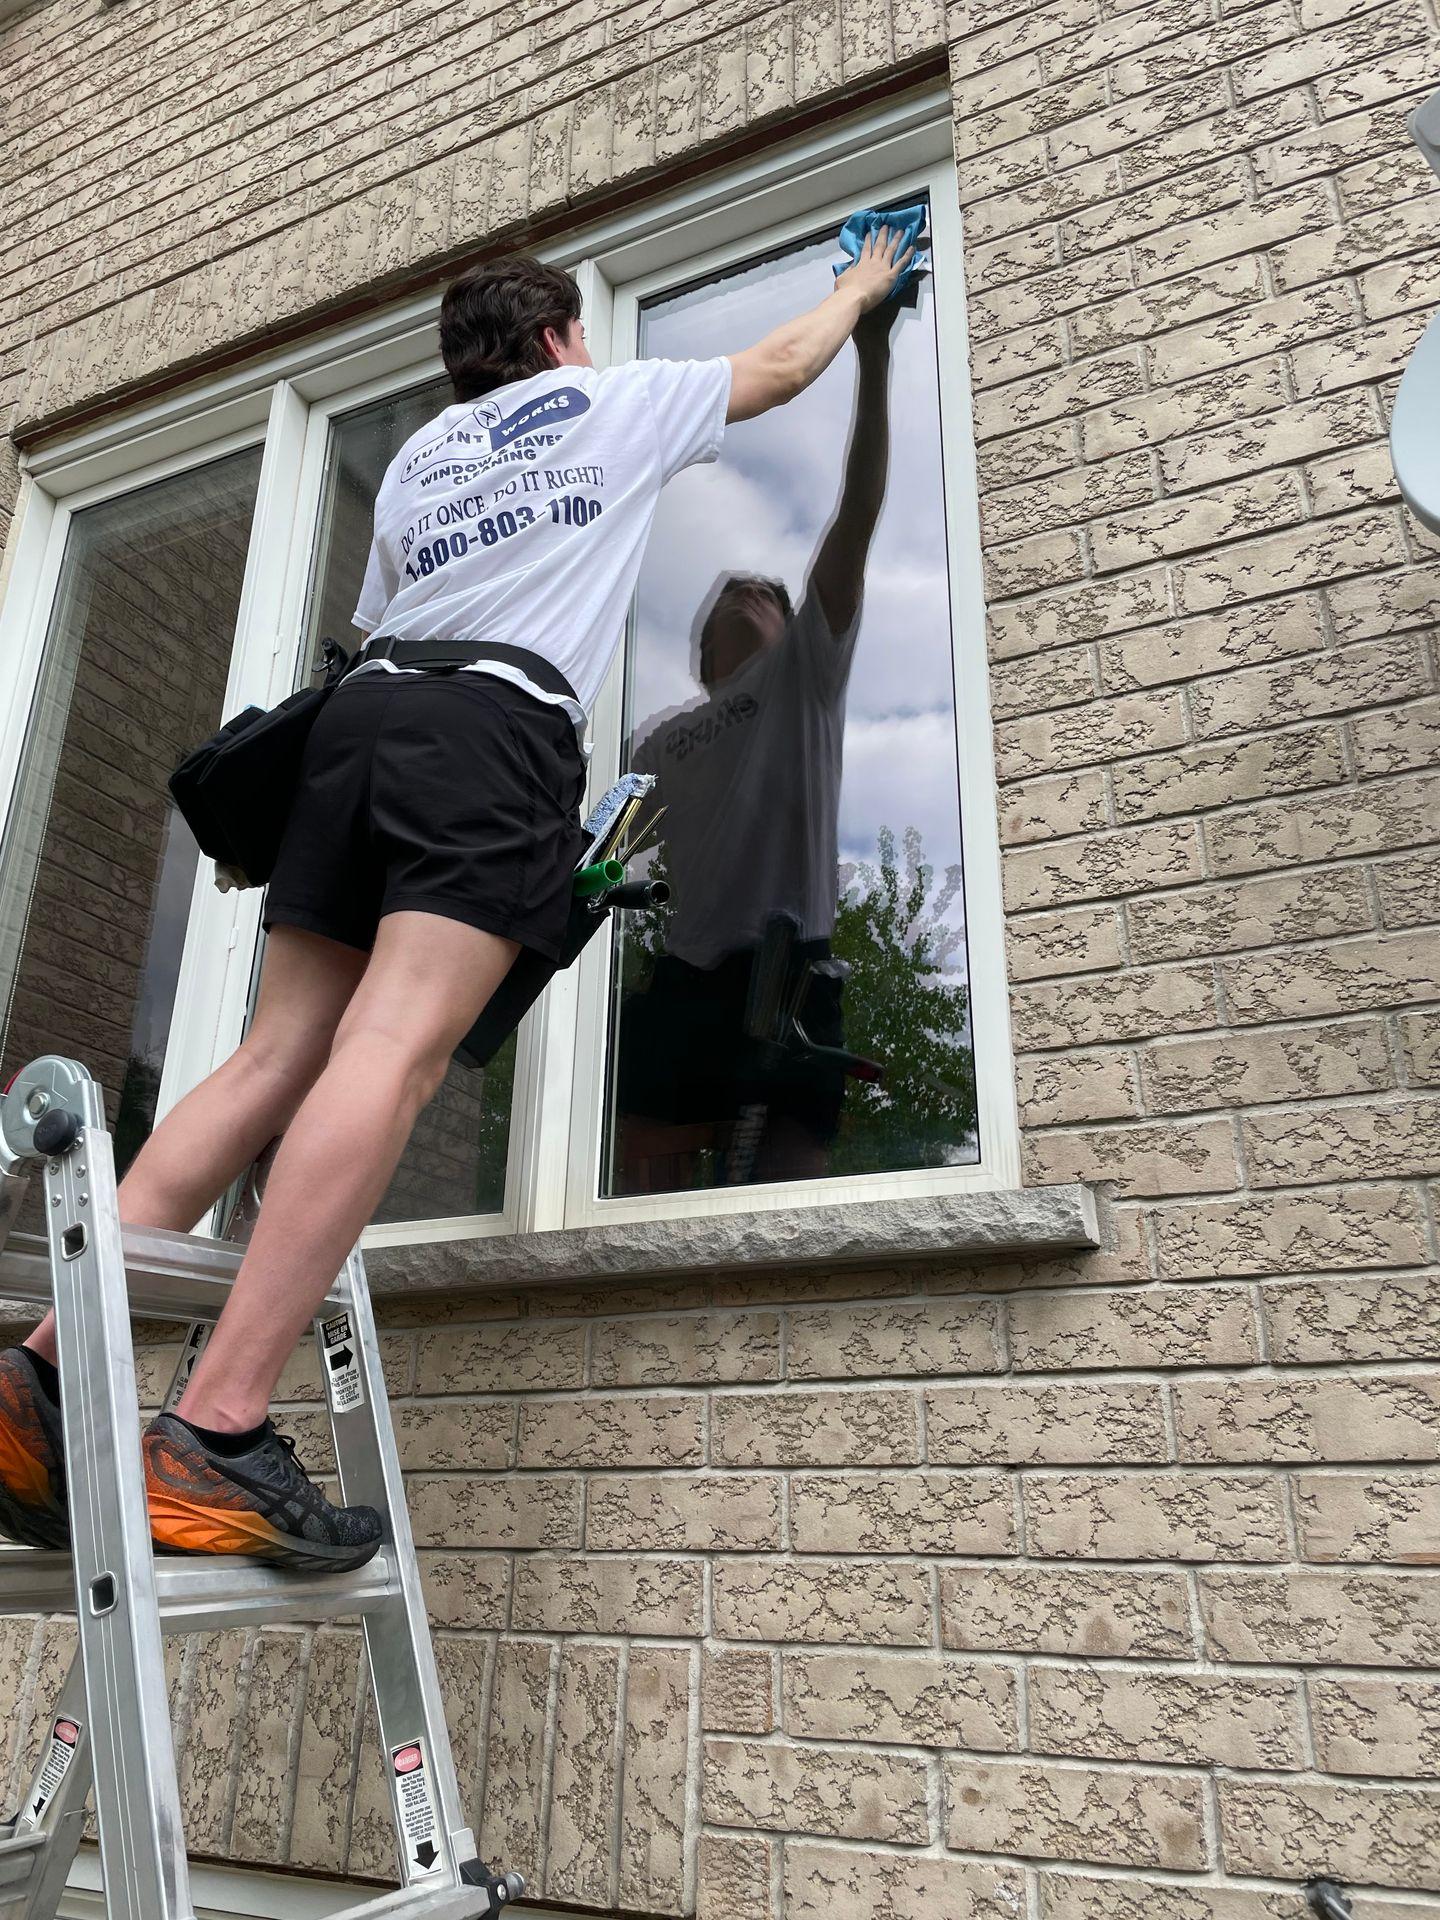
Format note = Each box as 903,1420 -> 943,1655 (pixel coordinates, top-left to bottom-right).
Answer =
0,1825 -> 45,1891
0,1548 -> 402,1631
0,1224 -> 345,1321
327,1887 -> 508,1919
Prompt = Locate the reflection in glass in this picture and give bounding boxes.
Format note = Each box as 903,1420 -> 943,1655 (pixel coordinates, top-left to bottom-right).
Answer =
298,376 -> 516,1222
606,209 -> 979,1196
0,450 -> 264,1172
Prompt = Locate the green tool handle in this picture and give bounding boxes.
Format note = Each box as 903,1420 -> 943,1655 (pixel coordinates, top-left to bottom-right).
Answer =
573,858 -> 626,900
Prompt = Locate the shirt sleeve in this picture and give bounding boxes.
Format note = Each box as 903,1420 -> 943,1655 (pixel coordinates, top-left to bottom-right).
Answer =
788,584 -> 863,705
622,357 -> 732,484
352,529 -> 398,635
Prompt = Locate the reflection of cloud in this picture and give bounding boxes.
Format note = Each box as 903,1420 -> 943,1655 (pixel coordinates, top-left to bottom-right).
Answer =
838,710 -> 968,948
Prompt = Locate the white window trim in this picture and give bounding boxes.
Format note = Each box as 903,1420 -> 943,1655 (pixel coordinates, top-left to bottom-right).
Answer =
1,81 -> 1021,1252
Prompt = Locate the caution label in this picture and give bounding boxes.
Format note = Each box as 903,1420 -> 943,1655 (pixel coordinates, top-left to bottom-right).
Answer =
19,1714 -> 82,1828
391,1737 -> 443,1878
319,1311 -> 365,1414
163,1323 -> 211,1414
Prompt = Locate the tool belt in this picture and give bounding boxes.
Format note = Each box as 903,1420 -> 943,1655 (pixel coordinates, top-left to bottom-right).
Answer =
168,636 -> 576,890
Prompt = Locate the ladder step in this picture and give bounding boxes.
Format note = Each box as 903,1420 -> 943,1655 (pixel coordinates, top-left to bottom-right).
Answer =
0,1223 -> 345,1321
0,1824 -> 45,1891
327,1887 -> 516,1919
0,1548 -> 402,1631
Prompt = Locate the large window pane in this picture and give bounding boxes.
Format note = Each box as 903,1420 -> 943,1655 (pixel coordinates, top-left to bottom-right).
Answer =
605,207 -> 979,1197
299,377 -> 516,1223
0,450 -> 263,1172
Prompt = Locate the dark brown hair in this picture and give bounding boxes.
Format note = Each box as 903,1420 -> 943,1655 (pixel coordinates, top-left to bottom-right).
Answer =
439,256 -> 582,400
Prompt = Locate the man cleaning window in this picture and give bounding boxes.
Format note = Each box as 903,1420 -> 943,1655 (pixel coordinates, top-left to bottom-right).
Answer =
0,225 -> 914,1573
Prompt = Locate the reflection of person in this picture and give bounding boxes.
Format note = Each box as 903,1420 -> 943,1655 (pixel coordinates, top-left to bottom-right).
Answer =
0,232 -> 913,1568
620,294 -> 903,1189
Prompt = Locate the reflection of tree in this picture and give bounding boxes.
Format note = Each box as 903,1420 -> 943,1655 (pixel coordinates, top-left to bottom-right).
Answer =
114,1052 -> 164,1176
829,825 -> 976,1174
471,1032 -> 516,1214
616,827 -> 978,1173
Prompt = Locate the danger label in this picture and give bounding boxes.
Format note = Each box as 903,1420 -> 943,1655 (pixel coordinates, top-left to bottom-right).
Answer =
19,1714 -> 82,1828
319,1312 -> 365,1414
391,1737 -> 443,1878
163,1323 -> 211,1414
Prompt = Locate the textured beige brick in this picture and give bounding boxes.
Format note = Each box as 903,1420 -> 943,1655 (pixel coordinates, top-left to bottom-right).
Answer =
1355,695 -> 1440,780
1245,1097 -> 1440,1186
1378,852 -> 1440,931
1310,1674 -> 1440,1777
985,527 -> 1087,598
546,1644 -> 620,1906
518,1394 -> 703,1467
586,1472 -> 781,1550
1024,1116 -> 1236,1195
785,1842 -> 1025,1920
1071,253 -> 1266,358
946,1755 -> 1207,1868
590,1311 -> 780,1385
1099,597 -> 1327,692
1361,243 -> 1440,321
1095,471 -> 1305,573
409,1474 -> 579,1549
1004,821 -> 1202,912
1017,1048 -> 1139,1125
1306,439 -> 1403,514
1294,1469 -> 1440,1562
1000,768 -> 1110,845
1012,961 -> 1217,1050
415,1324 -> 584,1393
179,1628 -> 247,1854
394,1400 -> 513,1471
1327,560 -> 1440,639
619,1645 -> 690,1913
1139,1019 -> 1392,1113
512,1555 -> 702,1635
1026,1469 -> 1288,1560
997,689 -> 1186,781
1154,1185 -> 1429,1276
978,419 -> 1079,492
703,1648 -> 775,1734
1222,931 -> 1440,1023
1083,358 -> 1289,461
1201,1567 -> 1440,1665
991,640 -> 1098,720
976,350 -> 1143,440
1294,309 -> 1429,398
1135,870 -> 1372,966
988,567 -> 1171,658
1403,1010 -> 1440,1084
782,1651 -> 1017,1749
230,1631 -> 305,1863
789,1469 -> 1016,1552
929,1381 -> 1168,1463
1161,390 -> 1380,493
1265,1272 -> 1440,1363
1007,904 -> 1126,981
1010,1283 -> 1259,1370
1174,507 -> 1407,614
703,1736 -> 929,1842
1219,1775 -> 1440,1889
698,1833 -> 772,1920
1113,723 -> 1346,824
1029,1662 -> 1304,1767
711,1389 -> 918,1466
786,1299 -> 1003,1378
1176,1373 -> 1440,1462
1211,776 -> 1440,876
714,1557 -> 931,1645
1195,635 -> 1426,739
984,451 -> 1153,546
972,318 -> 1068,392
1039,1873 -> 1298,1920
418,1552 -> 508,1629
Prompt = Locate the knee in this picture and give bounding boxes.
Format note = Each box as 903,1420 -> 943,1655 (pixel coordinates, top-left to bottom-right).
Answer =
328,1019 -> 450,1116
234,1026 -> 328,1106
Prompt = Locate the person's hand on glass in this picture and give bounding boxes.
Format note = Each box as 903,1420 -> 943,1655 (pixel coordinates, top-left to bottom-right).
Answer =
836,225 -> 915,315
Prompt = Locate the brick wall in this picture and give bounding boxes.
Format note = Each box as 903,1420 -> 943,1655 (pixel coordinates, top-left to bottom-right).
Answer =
1,0 -> 1439,1912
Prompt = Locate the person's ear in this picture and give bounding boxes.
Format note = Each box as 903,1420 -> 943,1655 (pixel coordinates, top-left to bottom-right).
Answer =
539,323 -> 566,366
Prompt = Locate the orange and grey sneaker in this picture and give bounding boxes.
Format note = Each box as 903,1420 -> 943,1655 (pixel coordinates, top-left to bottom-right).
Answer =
143,1413 -> 382,1574
0,1347 -> 68,1550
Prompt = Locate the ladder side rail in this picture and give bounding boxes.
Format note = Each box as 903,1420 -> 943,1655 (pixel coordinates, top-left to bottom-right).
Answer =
4,1652 -> 93,1920
43,1071 -> 196,1920
320,1251 -> 476,1892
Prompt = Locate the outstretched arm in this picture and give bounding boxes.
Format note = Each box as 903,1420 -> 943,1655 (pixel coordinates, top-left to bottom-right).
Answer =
725,227 -> 913,423
808,299 -> 898,636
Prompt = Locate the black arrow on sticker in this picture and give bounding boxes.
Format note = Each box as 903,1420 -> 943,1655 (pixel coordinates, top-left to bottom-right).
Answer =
31,1795 -> 46,1818
414,1841 -> 438,1870
328,1347 -> 353,1371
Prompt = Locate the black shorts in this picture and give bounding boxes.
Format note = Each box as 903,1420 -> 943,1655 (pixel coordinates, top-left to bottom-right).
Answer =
264,670 -> 588,960
617,941 -> 849,1145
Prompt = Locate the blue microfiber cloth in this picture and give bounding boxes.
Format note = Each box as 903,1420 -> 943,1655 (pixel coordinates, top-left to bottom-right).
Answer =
833,204 -> 929,299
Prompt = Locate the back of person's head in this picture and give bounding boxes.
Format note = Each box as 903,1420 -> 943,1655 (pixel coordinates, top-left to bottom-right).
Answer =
439,256 -> 581,400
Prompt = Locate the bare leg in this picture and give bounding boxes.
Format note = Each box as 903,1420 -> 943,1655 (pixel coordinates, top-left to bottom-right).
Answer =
176,911 -> 518,1433
22,927 -> 367,1367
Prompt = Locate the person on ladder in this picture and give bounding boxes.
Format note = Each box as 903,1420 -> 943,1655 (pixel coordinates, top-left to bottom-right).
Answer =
0,228 -> 915,1574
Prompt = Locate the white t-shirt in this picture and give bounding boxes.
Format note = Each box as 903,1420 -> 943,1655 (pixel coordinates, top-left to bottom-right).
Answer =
631,590 -> 860,970
351,358 -> 733,731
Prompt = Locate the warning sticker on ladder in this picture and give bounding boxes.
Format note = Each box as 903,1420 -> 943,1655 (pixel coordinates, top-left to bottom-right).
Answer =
163,1322 -> 211,1414
318,1311 -> 365,1414
18,1715 -> 82,1828
391,1738 -> 444,1878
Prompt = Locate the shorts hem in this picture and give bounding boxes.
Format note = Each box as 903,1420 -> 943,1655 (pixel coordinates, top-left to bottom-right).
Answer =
379,891 -> 567,963
262,904 -> 372,954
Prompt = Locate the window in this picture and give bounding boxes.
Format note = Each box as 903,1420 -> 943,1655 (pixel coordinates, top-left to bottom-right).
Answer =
0,90 -> 1017,1249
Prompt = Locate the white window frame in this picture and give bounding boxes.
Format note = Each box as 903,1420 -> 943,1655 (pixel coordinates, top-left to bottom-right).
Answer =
0,82 -> 1019,1251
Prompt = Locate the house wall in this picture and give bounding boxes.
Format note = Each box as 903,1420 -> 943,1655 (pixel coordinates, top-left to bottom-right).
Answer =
1,0 -> 1438,1913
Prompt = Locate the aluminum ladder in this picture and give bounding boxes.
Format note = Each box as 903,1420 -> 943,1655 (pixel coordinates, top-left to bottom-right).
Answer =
0,1054 -> 523,1920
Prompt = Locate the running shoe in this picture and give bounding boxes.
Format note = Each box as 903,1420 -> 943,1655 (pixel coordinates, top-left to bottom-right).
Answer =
143,1413 -> 383,1573
0,1346 -> 68,1550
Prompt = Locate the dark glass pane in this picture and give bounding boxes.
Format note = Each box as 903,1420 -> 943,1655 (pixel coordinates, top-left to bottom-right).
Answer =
299,376 -> 516,1222
605,207 -> 979,1196
0,449 -> 264,1171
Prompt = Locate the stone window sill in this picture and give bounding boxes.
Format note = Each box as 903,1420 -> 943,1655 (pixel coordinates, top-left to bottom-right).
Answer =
366,1184 -> 1099,1296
